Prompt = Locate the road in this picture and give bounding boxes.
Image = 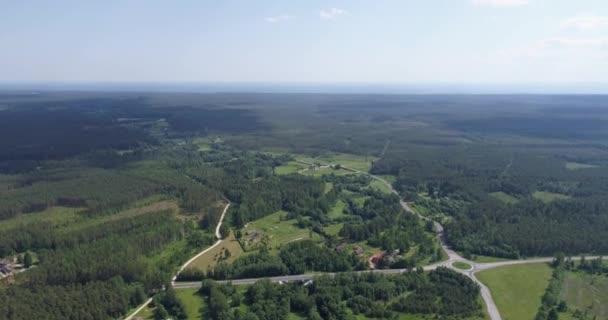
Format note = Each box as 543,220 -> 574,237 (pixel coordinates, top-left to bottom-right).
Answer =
125,201 -> 230,319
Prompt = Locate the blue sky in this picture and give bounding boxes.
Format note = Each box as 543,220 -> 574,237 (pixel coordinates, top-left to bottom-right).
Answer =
1,0 -> 607,84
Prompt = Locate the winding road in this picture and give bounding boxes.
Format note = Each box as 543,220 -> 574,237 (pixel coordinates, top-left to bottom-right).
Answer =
125,201 -> 230,320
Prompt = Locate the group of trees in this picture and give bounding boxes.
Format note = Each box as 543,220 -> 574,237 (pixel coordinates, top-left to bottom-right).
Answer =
205,240 -> 365,280
199,268 -> 482,320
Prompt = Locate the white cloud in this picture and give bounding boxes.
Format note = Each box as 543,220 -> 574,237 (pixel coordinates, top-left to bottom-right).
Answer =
469,0 -> 528,7
319,8 -> 347,20
265,14 -> 294,24
561,15 -> 608,31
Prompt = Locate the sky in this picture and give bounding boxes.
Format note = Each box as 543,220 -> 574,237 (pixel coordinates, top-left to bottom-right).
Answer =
1,0 -> 608,86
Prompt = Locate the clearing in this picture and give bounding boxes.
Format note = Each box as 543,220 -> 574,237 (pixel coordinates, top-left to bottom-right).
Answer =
239,210 -> 317,253
476,263 -> 553,320
489,192 -> 519,204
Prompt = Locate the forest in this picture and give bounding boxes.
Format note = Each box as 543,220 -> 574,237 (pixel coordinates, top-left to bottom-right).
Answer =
2,92 -> 608,319
197,268 -> 482,320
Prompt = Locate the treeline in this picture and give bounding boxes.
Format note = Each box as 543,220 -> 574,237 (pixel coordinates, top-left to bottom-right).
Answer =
199,268 -> 482,320
203,240 -> 365,280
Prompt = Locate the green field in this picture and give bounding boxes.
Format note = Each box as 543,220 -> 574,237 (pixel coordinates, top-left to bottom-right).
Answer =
532,191 -> 572,203
476,263 -> 553,320
566,162 -> 599,170
239,210 -> 316,252
489,192 -> 519,204
559,271 -> 608,319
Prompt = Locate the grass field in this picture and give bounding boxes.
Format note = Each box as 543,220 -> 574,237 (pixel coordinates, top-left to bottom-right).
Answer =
323,223 -> 344,236
476,263 -> 553,320
240,210 -> 316,253
295,152 -> 377,172
566,162 -> 599,170
489,192 -> 519,204
176,288 -> 204,319
324,182 -> 333,194
189,232 -> 243,271
328,199 -> 348,219
274,161 -> 306,175
559,271 -> 608,319
368,179 -> 393,194
532,191 -> 572,203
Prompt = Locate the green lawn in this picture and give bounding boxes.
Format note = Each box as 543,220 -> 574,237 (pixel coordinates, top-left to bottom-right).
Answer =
476,263 -> 553,320
532,191 -> 572,203
324,182 -> 334,194
489,192 -> 519,204
559,271 -> 608,319
175,288 -> 204,319
566,162 -> 599,170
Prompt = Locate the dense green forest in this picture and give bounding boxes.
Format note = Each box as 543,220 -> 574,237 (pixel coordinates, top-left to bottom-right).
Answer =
2,92 -> 608,319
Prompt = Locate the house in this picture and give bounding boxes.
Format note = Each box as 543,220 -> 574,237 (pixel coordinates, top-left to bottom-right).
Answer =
0,263 -> 10,275
371,252 -> 384,264
335,243 -> 347,253
353,246 -> 364,255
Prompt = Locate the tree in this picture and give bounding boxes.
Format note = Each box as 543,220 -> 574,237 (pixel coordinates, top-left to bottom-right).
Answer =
154,302 -> 170,320
548,308 -> 559,320
553,252 -> 565,267
235,230 -> 243,240
23,252 -> 33,268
